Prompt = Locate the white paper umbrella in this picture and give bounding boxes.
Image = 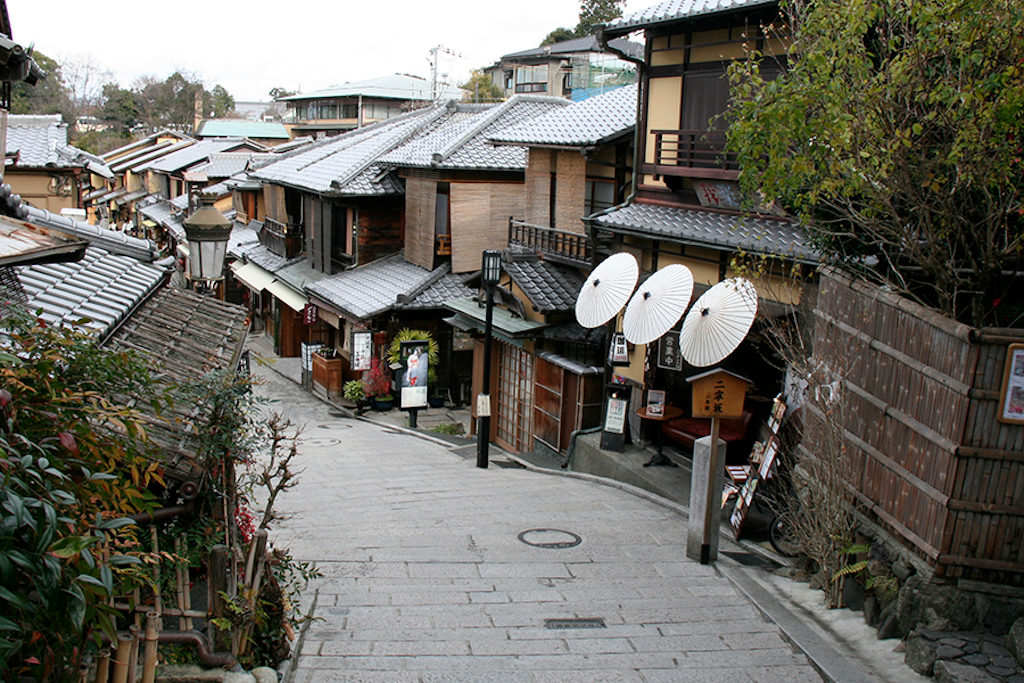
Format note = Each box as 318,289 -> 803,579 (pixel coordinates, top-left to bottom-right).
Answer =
622,264 -> 694,345
575,252 -> 639,328
679,277 -> 758,367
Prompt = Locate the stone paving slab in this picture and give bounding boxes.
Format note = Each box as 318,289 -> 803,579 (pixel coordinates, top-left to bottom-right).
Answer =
254,363 -> 827,682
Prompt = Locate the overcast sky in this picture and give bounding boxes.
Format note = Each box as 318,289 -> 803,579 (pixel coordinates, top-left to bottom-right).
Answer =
10,0 -> 649,103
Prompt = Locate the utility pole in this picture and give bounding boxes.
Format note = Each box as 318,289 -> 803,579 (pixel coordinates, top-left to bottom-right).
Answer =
428,45 -> 463,101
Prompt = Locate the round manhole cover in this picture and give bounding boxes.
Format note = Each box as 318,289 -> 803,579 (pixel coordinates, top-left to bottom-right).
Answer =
517,528 -> 582,549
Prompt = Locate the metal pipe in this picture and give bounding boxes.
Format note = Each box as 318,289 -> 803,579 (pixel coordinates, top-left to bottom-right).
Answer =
561,425 -> 604,469
157,631 -> 236,669
142,612 -> 159,683
111,633 -> 132,683
477,281 -> 495,469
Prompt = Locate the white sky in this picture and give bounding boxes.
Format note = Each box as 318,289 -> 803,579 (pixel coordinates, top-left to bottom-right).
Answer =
10,0 -> 650,103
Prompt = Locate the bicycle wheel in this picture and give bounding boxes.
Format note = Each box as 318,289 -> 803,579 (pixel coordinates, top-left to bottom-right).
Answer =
769,510 -> 799,557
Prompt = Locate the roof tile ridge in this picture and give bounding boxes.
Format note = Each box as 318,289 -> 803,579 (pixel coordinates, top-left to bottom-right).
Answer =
329,105 -> 449,191
430,98 -> 516,164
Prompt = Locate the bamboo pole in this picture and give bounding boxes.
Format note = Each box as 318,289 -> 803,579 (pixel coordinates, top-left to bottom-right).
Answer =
175,537 -> 187,631
93,650 -> 110,683
150,525 -> 162,615
126,624 -> 140,683
142,611 -> 160,683
111,634 -> 132,683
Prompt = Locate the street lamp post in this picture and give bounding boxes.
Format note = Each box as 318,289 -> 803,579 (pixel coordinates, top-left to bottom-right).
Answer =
477,249 -> 502,469
182,193 -> 232,292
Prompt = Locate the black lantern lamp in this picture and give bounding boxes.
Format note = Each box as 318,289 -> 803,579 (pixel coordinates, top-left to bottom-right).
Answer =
476,249 -> 502,469
182,193 -> 232,283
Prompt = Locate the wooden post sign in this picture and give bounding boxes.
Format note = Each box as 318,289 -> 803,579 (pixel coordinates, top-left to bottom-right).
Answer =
687,368 -> 750,419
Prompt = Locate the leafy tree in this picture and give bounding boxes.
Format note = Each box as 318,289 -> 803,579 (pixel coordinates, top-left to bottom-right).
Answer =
541,27 -> 576,46
268,86 -> 295,100
539,0 -> 625,46
576,0 -> 625,36
206,84 -> 235,118
459,69 -> 505,102
0,311 -> 165,678
100,83 -> 140,132
726,0 -> 1024,327
11,51 -> 65,116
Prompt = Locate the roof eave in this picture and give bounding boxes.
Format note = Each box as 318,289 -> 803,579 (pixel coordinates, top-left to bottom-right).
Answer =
594,220 -> 819,265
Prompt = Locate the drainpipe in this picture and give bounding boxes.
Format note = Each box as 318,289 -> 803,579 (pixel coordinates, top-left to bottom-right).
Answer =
561,424 -> 604,470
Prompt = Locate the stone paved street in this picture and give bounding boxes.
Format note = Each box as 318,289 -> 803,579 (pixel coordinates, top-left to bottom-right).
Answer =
255,363 -> 824,682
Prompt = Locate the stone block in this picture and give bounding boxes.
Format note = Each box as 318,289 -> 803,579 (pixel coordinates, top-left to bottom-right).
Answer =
1008,617 -> 1024,667
933,661 -> 999,683
905,634 -> 937,676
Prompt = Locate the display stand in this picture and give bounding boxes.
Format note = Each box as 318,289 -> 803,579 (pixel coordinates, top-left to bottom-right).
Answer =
727,394 -> 786,538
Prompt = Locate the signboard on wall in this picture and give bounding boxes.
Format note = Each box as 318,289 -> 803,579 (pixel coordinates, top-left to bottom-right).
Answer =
999,343 -> 1024,425
351,330 -> 372,372
657,331 -> 683,371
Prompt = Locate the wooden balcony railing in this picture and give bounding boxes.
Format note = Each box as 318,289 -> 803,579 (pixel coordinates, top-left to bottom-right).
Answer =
649,129 -> 739,180
260,217 -> 304,259
508,219 -> 592,267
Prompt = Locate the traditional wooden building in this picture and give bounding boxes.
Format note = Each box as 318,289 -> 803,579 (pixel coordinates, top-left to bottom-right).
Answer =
4,115 -> 113,215
596,0 -> 817,431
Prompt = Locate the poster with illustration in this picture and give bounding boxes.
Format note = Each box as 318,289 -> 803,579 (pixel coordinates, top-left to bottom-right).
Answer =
399,340 -> 429,408
1000,344 -> 1024,424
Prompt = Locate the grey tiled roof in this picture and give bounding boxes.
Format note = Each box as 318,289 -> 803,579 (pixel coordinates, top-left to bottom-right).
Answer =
503,254 -> 586,313
5,115 -> 112,176
101,130 -> 193,161
6,115 -> 66,167
277,74 -> 462,102
149,139 -> 258,174
605,0 -> 775,34
170,194 -> 189,210
593,202 -> 819,262
193,152 -> 275,179
306,252 -> 445,320
26,206 -> 157,261
398,272 -> 474,310
240,243 -> 297,274
489,84 -> 636,148
17,246 -> 165,337
139,199 -> 174,225
111,140 -> 193,174
502,35 -> 643,60
380,96 -> 569,171
275,259 -> 329,293
253,108 -> 440,195
227,223 -> 259,257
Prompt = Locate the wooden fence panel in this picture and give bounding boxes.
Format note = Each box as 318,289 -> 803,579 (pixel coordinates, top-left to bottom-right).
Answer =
811,269 -> 1024,585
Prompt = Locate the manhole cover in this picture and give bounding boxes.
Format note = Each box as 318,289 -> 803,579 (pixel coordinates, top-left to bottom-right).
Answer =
544,618 -> 606,629
517,528 -> 582,549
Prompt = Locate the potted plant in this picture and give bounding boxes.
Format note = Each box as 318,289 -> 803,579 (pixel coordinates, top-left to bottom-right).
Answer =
363,358 -> 394,411
342,379 -> 368,408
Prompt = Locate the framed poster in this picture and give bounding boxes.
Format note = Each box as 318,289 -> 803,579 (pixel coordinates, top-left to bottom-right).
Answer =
657,331 -> 683,371
999,344 -> 1024,425
646,390 -> 666,416
399,340 -> 429,409
351,330 -> 372,372
604,397 -> 628,434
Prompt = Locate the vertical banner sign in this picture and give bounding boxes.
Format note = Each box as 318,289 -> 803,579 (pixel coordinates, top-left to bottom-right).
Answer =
351,330 -> 372,372
399,340 -> 429,408
657,331 -> 683,371
302,303 -> 318,325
